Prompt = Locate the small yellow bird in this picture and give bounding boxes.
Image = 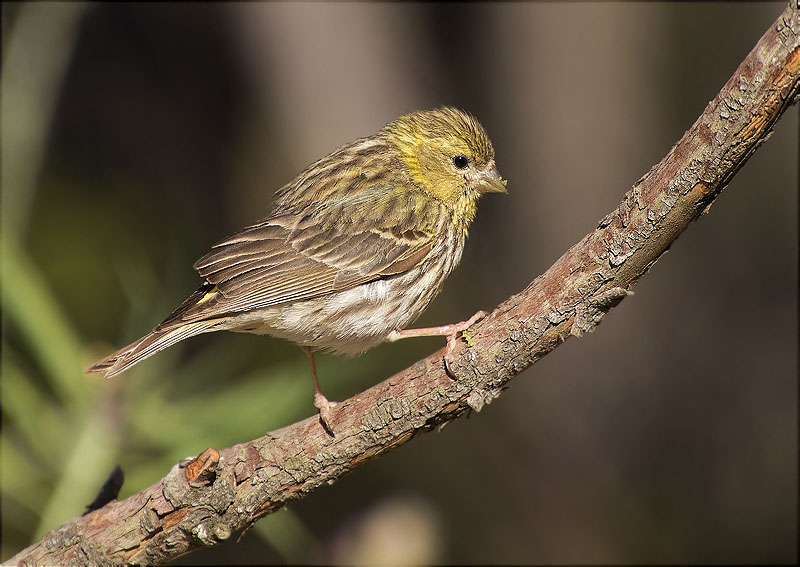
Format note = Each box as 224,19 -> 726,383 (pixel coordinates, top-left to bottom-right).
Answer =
86,107 -> 506,426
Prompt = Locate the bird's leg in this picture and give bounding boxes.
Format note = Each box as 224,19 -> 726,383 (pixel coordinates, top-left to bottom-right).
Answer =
303,346 -> 337,434
387,310 -> 488,371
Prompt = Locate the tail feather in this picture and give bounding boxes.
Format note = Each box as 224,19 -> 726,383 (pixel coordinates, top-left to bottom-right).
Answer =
85,320 -> 222,378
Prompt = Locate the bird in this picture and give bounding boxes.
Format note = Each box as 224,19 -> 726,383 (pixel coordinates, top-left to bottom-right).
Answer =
86,107 -> 507,429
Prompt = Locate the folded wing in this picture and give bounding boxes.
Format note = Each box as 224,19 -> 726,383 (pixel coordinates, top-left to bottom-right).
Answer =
158,192 -> 439,328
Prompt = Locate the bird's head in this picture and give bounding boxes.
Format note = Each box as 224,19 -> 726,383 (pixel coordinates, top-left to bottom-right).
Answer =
386,108 -> 507,217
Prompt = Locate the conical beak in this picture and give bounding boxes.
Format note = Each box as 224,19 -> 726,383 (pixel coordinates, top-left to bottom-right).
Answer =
478,163 -> 508,194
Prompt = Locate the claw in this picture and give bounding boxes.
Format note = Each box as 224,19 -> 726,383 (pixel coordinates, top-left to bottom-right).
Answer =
443,310 -> 488,377
314,392 -> 337,436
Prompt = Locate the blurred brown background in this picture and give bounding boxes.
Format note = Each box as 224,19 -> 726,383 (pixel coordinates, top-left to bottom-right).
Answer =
2,3 -> 796,564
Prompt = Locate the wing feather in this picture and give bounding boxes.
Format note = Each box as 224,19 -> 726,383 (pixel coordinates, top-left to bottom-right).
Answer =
171,188 -> 440,324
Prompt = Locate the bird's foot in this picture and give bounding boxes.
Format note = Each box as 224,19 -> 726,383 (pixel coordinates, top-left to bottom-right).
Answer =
387,310 -> 489,377
442,310 -> 489,375
314,391 -> 338,436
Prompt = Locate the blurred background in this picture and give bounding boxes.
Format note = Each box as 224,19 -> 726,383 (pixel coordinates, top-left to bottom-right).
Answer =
2,3 -> 796,564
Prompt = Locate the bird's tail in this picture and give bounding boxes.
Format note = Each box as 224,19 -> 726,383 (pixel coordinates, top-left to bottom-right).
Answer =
85,320 -> 221,378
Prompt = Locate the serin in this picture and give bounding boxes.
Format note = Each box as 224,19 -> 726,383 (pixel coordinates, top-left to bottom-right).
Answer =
87,107 -> 507,428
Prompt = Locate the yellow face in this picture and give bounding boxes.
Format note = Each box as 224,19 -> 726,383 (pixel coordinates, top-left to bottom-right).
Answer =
388,108 -> 507,208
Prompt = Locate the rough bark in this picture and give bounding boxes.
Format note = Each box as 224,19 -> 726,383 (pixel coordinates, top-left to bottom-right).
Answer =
7,3 -> 800,566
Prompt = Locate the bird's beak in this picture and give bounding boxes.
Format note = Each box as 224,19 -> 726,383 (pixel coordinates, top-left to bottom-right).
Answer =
477,163 -> 508,194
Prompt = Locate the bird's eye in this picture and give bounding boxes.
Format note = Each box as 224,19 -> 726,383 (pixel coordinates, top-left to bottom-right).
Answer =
453,155 -> 469,169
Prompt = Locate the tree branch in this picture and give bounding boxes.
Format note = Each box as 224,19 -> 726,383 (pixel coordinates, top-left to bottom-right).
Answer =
8,3 -> 800,565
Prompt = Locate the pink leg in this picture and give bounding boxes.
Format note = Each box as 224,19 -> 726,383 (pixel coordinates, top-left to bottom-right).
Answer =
387,310 -> 488,362
303,346 -> 337,432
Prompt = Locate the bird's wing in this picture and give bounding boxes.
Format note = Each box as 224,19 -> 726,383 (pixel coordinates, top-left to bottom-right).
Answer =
159,193 -> 439,327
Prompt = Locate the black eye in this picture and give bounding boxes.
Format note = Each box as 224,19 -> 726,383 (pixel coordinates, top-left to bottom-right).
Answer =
453,155 -> 469,169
